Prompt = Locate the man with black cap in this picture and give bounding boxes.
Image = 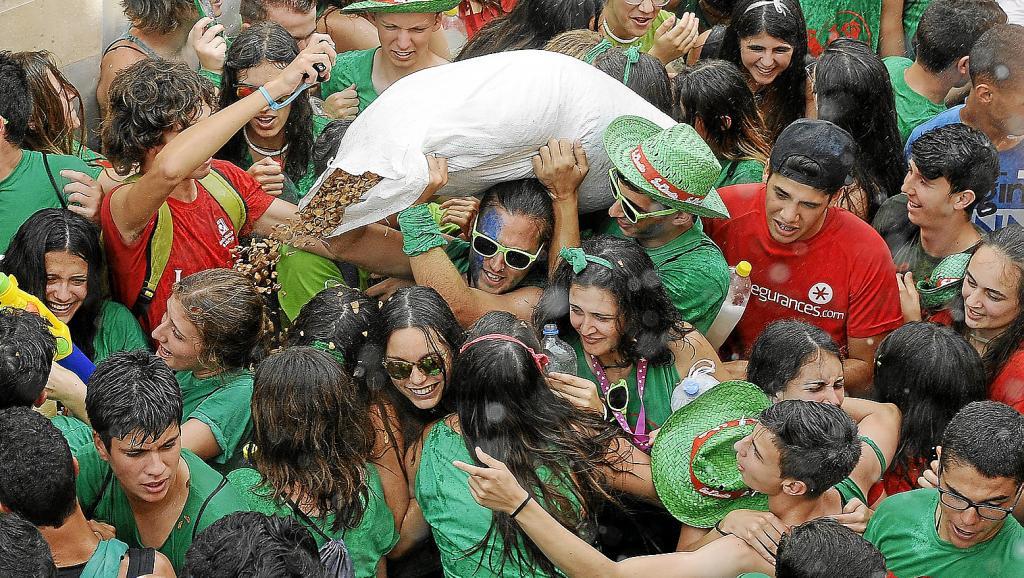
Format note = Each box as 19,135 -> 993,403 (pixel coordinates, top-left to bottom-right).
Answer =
704,119 -> 902,395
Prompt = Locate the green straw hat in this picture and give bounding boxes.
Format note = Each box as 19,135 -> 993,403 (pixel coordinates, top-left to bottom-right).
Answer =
917,251 -> 973,310
651,380 -> 771,527
603,116 -> 730,220
342,0 -> 460,13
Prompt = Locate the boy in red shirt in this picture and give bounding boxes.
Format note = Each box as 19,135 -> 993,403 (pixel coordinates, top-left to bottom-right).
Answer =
705,119 -> 902,395
99,39 -> 337,333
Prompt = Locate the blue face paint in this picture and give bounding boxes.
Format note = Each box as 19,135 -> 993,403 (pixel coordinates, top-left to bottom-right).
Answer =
469,208 -> 503,287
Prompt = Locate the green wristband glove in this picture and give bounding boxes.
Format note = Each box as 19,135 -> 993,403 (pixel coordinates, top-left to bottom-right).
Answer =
399,204 -> 448,257
198,68 -> 223,89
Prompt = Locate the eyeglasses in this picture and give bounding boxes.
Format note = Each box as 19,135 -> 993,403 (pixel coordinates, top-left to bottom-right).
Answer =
606,379 -> 629,413
609,169 -> 678,224
936,476 -> 1024,521
470,222 -> 543,270
624,0 -> 670,7
383,354 -> 444,381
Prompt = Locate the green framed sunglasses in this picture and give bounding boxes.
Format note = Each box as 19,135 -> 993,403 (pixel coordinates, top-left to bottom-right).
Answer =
609,168 -> 678,224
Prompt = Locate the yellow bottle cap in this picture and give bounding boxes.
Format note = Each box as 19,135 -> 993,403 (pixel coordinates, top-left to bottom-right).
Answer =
735,261 -> 752,277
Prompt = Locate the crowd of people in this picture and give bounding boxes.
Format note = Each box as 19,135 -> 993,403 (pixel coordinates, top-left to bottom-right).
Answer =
1,0 -> 1023,576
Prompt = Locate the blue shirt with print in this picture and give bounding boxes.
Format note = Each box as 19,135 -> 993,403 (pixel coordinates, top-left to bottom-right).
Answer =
906,105 -> 1024,232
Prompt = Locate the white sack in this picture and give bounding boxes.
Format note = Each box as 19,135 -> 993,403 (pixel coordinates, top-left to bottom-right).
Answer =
301,49 -> 675,237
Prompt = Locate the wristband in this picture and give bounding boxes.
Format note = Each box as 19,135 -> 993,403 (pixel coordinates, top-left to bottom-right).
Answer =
198,68 -> 223,88
511,494 -> 533,519
398,204 -> 447,257
714,519 -> 732,536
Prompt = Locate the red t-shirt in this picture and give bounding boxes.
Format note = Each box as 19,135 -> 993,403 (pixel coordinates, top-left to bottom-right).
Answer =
101,160 -> 274,333
931,310 -> 1024,413
704,183 -> 902,355
458,0 -> 517,39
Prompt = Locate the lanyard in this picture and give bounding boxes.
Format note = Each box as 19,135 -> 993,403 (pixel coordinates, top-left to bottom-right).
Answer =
589,355 -> 651,451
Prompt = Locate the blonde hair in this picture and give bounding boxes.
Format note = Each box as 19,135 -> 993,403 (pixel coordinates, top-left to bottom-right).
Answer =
544,29 -> 604,60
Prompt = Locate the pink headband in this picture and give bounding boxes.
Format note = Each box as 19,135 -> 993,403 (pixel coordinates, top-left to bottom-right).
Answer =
459,334 -> 550,373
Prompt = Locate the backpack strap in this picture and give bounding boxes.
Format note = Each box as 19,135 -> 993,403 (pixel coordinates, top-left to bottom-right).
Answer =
191,477 -> 230,542
199,167 -> 247,232
125,547 -> 156,578
83,469 -> 114,520
41,152 -> 68,209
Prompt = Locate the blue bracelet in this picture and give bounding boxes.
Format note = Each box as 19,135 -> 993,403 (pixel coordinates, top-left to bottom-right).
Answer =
258,84 -> 313,111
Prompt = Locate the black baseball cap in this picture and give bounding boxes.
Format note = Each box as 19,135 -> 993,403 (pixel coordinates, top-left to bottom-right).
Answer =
769,119 -> 857,194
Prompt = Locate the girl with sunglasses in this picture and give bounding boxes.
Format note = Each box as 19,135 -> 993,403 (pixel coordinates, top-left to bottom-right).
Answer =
597,0 -> 701,65
218,22 -> 332,204
534,235 -> 723,451
409,311 -> 654,576
720,0 -> 808,143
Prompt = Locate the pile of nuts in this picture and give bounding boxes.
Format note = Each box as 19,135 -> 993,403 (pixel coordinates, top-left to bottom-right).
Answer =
232,168 -> 382,293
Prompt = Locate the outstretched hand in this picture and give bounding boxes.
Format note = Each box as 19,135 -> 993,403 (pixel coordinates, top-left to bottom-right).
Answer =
453,447 -> 530,515
829,497 -> 874,534
649,13 -> 701,65
717,509 -> 787,563
532,139 -> 588,203
415,154 -> 449,205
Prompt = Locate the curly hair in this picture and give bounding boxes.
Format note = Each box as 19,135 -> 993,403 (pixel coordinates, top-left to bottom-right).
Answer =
250,347 -> 373,533
172,268 -> 272,372
9,51 -> 85,156
534,235 -> 689,366
101,59 -> 216,176
121,0 -> 198,34
218,22 -> 316,187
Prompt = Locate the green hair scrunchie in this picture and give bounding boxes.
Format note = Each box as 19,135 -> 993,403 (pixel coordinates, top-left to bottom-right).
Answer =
623,46 -> 640,85
583,39 -> 614,64
398,204 -> 448,257
310,340 -> 346,365
559,246 -> 614,274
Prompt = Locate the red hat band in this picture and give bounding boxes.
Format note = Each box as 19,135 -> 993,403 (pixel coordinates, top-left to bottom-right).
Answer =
629,144 -> 698,203
689,417 -> 759,500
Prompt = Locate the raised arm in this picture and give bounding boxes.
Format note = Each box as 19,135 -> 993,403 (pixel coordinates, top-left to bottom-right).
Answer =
109,36 -> 337,242
843,332 -> 890,396
531,139 -> 588,279
841,396 -> 902,494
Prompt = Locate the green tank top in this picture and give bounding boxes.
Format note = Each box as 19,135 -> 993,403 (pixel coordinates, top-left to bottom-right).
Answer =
416,420 -> 581,577
80,538 -> 129,578
570,338 -> 681,436
227,465 -> 398,578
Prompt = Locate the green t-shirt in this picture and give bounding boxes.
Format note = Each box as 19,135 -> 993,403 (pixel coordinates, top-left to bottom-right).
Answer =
605,11 -> 672,54
715,158 -> 765,188
600,218 -> 729,334
416,420 -> 581,577
228,465 -> 399,578
885,57 -> 947,144
322,48 -> 379,113
902,0 -> 932,59
92,300 -> 150,364
76,448 -> 247,572
52,414 -> 96,456
865,488 -> 1024,577
801,0 -> 881,55
79,538 -> 129,577
177,370 -> 254,472
571,337 -> 681,434
0,150 -> 92,252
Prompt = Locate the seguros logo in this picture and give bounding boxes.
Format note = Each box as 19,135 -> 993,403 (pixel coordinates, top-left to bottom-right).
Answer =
808,283 -> 834,305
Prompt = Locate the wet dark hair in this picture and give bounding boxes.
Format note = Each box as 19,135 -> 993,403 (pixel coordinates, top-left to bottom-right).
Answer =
0,407 -> 77,528
102,59 -> 217,176
952,226 -> 1024,383
453,311 -> 625,575
478,178 -> 555,247
312,119 -> 352,177
121,0 -> 198,34
721,0 -> 808,142
456,0 -> 605,60
969,23 -> 1024,88
9,51 -> 86,156
240,0 -> 317,23
759,401 -> 861,497
776,518 -> 887,578
593,48 -> 672,115
0,512 -> 55,578
287,285 -> 385,395
910,124 -> 999,218
914,0 -> 1006,73
0,309 -> 56,410
674,58 -> 771,164
534,235 -> 687,366
219,22 -> 316,187
250,347 -> 372,533
378,286 -> 464,449
2,209 -> 107,359
875,322 -> 986,488
0,51 -> 32,147
747,320 -> 841,397
86,350 -> 184,448
181,512 -> 324,578
940,400 -> 1024,484
815,39 -> 905,219
698,24 -> 729,61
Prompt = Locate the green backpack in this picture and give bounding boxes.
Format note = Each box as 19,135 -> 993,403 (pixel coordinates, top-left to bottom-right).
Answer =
128,168 -> 248,316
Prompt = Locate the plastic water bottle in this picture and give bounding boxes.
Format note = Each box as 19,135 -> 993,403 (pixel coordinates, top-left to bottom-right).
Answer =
705,261 -> 753,350
541,324 -> 577,376
671,360 -> 719,411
